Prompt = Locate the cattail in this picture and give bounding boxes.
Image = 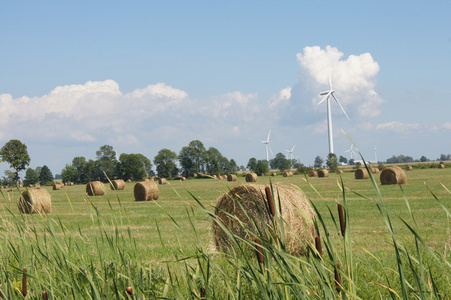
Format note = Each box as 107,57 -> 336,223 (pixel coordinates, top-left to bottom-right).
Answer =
22,267 -> 27,297
126,286 -> 133,299
315,236 -> 322,257
200,286 -> 206,299
255,238 -> 264,263
337,203 -> 345,237
335,263 -> 341,292
42,291 -> 48,300
265,186 -> 275,217
0,285 -> 4,299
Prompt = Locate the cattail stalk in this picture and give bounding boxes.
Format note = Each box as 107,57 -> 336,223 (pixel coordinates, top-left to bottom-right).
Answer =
255,238 -> 264,263
200,286 -> 206,299
337,203 -> 345,237
22,267 -> 27,297
42,291 -> 48,300
315,236 -> 322,257
335,263 -> 341,292
265,186 -> 275,217
126,286 -> 133,299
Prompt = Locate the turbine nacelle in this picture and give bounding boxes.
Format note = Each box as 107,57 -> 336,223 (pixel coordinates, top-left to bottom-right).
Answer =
320,90 -> 334,96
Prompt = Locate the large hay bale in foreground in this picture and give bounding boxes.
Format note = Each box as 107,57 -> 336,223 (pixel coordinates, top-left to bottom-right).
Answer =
134,180 -> 159,201
213,184 -> 316,255
19,189 -> 52,214
110,179 -> 125,190
308,170 -> 318,177
380,166 -> 407,185
86,181 -> 105,196
355,168 -> 369,179
405,166 -> 413,171
318,169 -> 329,178
227,174 -> 237,182
245,173 -> 258,182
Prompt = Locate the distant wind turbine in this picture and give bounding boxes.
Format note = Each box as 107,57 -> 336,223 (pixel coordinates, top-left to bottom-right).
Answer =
318,73 -> 350,154
345,144 -> 357,160
374,146 -> 378,163
261,130 -> 274,162
285,145 -> 296,167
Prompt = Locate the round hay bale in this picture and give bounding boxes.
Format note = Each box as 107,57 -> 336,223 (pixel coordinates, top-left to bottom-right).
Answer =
227,174 -> 237,182
213,184 -> 316,255
336,169 -> 343,174
371,167 -> 379,174
134,180 -> 159,201
86,181 -> 105,196
283,172 -> 293,177
159,178 -> 167,185
110,179 -> 125,190
181,177 -> 186,181
217,175 -> 223,180
19,189 -> 52,214
380,166 -> 407,185
59,183 -> 64,188
308,171 -> 318,177
29,184 -> 33,188
318,169 -> 329,178
438,164 -> 445,169
355,168 -> 369,179
271,172 -> 277,177
245,173 -> 258,182
405,166 -> 413,171
127,179 -> 132,182
53,184 -> 61,190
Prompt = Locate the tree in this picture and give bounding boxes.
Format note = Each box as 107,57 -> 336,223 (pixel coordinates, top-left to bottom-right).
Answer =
72,157 -> 87,183
326,153 -> 338,172
96,145 -> 118,180
339,155 -> 348,164
228,159 -> 239,173
178,140 -> 207,177
0,139 -> 31,187
1,170 -> 16,186
204,147 -> 224,175
117,153 -> 152,181
270,153 -> 291,171
254,160 -> 269,176
439,154 -> 451,161
61,165 -> 78,183
386,155 -> 414,164
314,156 -> 324,168
154,149 -> 178,178
24,168 -> 39,186
39,165 -> 54,185
420,156 -> 428,162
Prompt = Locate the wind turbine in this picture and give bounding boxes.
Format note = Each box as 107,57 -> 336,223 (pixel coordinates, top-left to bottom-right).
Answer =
285,145 -> 296,167
261,130 -> 273,162
374,146 -> 378,163
345,144 -> 357,160
318,73 -> 350,154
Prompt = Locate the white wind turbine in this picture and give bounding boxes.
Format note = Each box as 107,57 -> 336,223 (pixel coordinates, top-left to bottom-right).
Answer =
345,144 -> 357,160
374,146 -> 378,163
318,73 -> 350,154
261,130 -> 273,162
285,145 -> 296,167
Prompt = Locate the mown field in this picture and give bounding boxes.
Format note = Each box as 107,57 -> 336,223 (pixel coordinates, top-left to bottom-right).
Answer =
1,166 -> 451,298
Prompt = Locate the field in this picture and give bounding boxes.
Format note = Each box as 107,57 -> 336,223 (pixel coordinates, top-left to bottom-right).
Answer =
1,166 -> 451,298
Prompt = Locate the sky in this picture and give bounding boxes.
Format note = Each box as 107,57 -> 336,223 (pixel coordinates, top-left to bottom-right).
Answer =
1,1 -> 451,176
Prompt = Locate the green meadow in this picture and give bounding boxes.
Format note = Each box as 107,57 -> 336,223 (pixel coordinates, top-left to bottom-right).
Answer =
1,166 -> 451,299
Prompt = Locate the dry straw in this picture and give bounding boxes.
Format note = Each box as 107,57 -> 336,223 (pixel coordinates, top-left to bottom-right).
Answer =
380,166 -> 407,185
438,164 -> 445,169
213,183 -> 316,255
355,168 -> 369,179
371,167 -> 380,174
19,189 -> 52,214
159,178 -> 167,185
271,172 -> 277,176
283,171 -> 293,177
336,169 -> 343,174
318,169 -> 329,177
86,181 -> 105,196
227,174 -> 237,182
134,180 -> 159,201
245,173 -> 258,182
405,166 -> 413,171
308,170 -> 318,177
110,179 -> 125,190
52,184 -> 61,190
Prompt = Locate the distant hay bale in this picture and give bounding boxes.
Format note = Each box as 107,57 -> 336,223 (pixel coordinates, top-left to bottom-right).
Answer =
308,171 -> 318,177
29,184 -> 33,188
283,171 -> 293,177
271,172 -> 277,176
213,183 -> 316,255
371,167 -> 379,174
110,179 -> 125,190
159,178 -> 167,185
438,164 -> 445,169
318,169 -> 329,178
53,184 -> 61,190
355,168 -> 369,179
380,166 -> 407,185
336,169 -> 343,174
217,175 -> 223,180
227,174 -> 237,182
134,180 -> 159,201
245,173 -> 258,182
19,189 -> 52,214
405,166 -> 413,171
36,184 -> 41,189
59,183 -> 64,188
86,181 -> 105,196
181,176 -> 186,181
127,179 -> 132,182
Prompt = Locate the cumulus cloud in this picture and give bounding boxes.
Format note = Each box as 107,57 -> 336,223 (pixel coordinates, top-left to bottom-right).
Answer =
376,121 -> 421,132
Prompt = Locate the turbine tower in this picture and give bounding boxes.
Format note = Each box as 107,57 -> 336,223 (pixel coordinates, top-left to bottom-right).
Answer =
261,130 -> 273,162
318,73 -> 350,154
285,145 -> 296,167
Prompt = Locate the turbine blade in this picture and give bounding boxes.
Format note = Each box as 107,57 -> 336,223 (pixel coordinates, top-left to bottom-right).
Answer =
318,92 -> 331,105
331,93 -> 350,120
329,72 -> 332,90
267,130 -> 271,142
292,145 -> 295,152
269,144 -> 274,157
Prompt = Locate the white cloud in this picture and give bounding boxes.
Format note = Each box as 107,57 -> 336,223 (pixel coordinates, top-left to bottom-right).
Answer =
376,121 -> 421,132
443,122 -> 451,130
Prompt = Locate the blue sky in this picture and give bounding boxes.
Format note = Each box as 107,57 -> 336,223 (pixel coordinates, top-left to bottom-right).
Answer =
1,1 -> 450,176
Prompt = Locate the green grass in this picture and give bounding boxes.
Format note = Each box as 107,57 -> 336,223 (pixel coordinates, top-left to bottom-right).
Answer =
1,167 -> 451,298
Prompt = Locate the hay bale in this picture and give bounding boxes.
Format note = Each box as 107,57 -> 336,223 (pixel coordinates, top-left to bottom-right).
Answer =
217,175 -> 223,180
159,178 -> 167,185
227,174 -> 237,182
271,172 -> 277,176
336,170 -> 343,174
59,183 -> 64,188
134,180 -> 159,201
380,166 -> 407,185
355,168 -> 369,179
308,171 -> 318,177
245,173 -> 258,182
86,181 -> 105,196
19,189 -> 52,214
405,166 -> 413,171
438,164 -> 445,169
127,179 -> 132,182
318,169 -> 329,177
371,167 -> 379,174
213,184 -> 316,255
53,184 -> 61,190
110,179 -> 125,190
283,171 -> 293,177
181,177 -> 186,181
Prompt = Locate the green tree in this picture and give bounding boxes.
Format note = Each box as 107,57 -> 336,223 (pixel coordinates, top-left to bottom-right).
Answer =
178,140 -> 206,177
61,165 -> 78,183
228,159 -> 239,173
254,160 -> 269,176
204,147 -> 224,175
24,168 -> 39,186
314,156 -> 324,168
39,165 -> 54,185
0,139 -> 31,187
117,153 -> 152,181
326,153 -> 338,172
420,156 -> 428,162
339,155 -> 348,164
247,158 -> 257,171
154,149 -> 178,178
72,157 -> 87,183
1,170 -> 16,186
270,153 -> 291,171
96,145 -> 118,181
